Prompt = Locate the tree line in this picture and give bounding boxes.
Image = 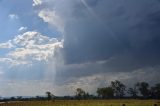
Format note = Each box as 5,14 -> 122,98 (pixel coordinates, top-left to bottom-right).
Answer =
74,80 -> 160,99
44,80 -> 160,100
0,80 -> 160,102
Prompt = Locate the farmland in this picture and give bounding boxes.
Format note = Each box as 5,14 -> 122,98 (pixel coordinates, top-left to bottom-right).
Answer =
0,100 -> 160,106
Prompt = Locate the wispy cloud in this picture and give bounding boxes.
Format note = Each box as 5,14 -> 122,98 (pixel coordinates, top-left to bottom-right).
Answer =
9,14 -> 19,20
18,27 -> 27,32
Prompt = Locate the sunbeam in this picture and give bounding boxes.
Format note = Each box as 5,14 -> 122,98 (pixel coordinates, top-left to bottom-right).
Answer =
80,0 -> 125,48
80,0 -> 99,19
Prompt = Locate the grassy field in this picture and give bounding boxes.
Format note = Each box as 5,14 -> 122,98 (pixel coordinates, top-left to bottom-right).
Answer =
0,100 -> 160,106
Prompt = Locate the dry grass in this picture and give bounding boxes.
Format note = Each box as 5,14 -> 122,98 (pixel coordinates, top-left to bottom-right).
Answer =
0,100 -> 160,106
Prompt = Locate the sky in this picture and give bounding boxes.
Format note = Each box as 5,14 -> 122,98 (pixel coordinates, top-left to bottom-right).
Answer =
0,0 -> 160,97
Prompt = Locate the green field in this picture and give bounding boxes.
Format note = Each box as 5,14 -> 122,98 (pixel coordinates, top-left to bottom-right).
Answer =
0,100 -> 160,106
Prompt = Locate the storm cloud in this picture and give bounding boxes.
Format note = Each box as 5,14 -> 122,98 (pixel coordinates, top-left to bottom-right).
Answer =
62,0 -> 160,65
37,0 -> 160,85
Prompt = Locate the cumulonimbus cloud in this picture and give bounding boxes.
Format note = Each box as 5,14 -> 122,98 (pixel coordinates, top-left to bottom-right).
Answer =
34,0 -> 160,85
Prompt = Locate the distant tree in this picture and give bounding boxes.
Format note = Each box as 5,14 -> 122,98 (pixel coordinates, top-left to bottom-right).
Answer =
136,82 -> 150,98
111,80 -> 126,98
127,85 -> 138,98
97,88 -> 105,98
46,91 -> 52,100
105,87 -> 114,98
17,96 -> 22,100
97,88 -> 104,98
75,88 -> 86,99
36,96 -> 40,99
97,87 -> 114,99
10,97 -> 16,101
36,96 -> 45,100
150,83 -> 160,99
83,92 -> 90,99
155,83 -> 160,98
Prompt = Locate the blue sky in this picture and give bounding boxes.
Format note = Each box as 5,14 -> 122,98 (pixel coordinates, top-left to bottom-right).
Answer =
0,0 -> 160,97
0,0 -> 59,42
0,0 -> 63,96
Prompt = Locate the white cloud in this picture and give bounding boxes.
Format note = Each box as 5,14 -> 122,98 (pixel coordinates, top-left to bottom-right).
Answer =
38,9 -> 64,32
13,31 -> 58,46
9,31 -> 63,62
18,27 -> 27,32
0,40 -> 15,49
32,0 -> 42,6
9,14 -> 19,20
0,57 -> 31,67
0,31 -> 63,66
